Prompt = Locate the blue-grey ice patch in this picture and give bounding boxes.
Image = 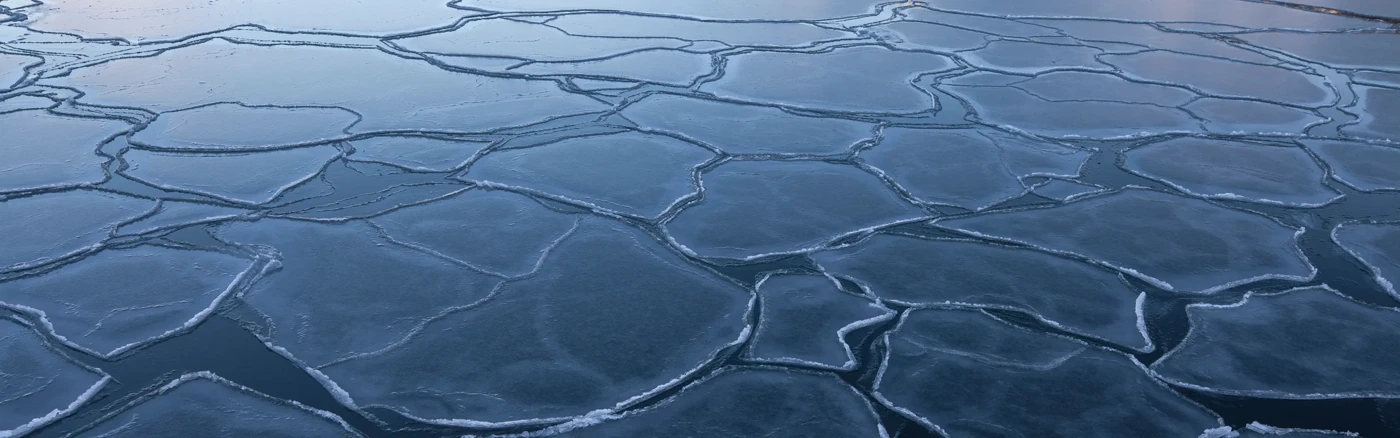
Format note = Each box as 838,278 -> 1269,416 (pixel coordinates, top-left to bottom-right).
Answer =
0,317 -> 108,438
1332,223 -> 1400,299
113,200 -> 249,236
1103,51 -> 1331,107
22,0 -> 461,41
923,0 -> 1372,31
747,274 -> 893,370
0,95 -> 56,114
702,46 -> 955,113
128,103 -> 357,151
46,39 -> 608,132
1123,138 -> 1340,207
1187,98 -> 1326,135
665,160 -> 925,260
902,7 -> 1059,38
121,146 -> 341,205
0,110 -> 128,194
860,127 -> 1089,210
814,234 -> 1151,351
449,0 -> 877,20
1343,86 -> 1400,141
0,245 -> 255,357
1030,19 -> 1279,64
74,372 -> 360,437
1033,178 -> 1105,201
877,309 -> 1222,437
393,18 -> 686,62
548,13 -> 852,48
0,190 -> 152,273
508,49 -> 715,87
1010,71 -> 1198,107
1,53 -> 38,91
215,219 -> 502,366
551,367 -> 884,437
1240,31 -> 1400,71
1303,140 -> 1400,192
960,40 -> 1109,73
620,94 -> 875,155
461,132 -> 713,219
369,189 -> 580,278
869,20 -> 992,52
317,218 -> 751,425
1234,422 -> 1359,437
1153,286 -> 1400,398
937,188 -> 1314,294
948,80 -> 1200,138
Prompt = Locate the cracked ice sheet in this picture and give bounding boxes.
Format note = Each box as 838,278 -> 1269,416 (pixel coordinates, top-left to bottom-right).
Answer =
393,18 -> 687,62
747,274 -> 893,370
0,317 -> 108,438
114,200 -> 249,236
1236,422 -> 1359,437
1303,140 -> 1400,192
23,0 -> 463,41
860,127 -> 1089,211
346,136 -> 490,172
958,40 -> 1110,74
1344,86 -> 1400,140
1,53 -> 38,91
547,13 -> 853,48
0,110 -> 128,194
0,245 -> 254,357
460,132 -> 713,219
1123,138 -> 1340,207
1153,286 -> 1400,399
702,46 -> 955,113
121,146 -> 342,205
44,39 -> 608,133
948,79 -> 1201,138
1033,179 -> 1105,201
814,234 -> 1150,351
1240,31 -> 1400,71
128,103 -> 358,151
665,160 -> 925,260
0,190 -> 152,273
919,0 -> 1377,30
507,49 -> 716,87
449,0 -> 879,20
75,373 -> 360,437
878,309 -> 1221,437
1102,51 -> 1332,107
319,217 -> 751,425
620,94 -> 875,155
937,188 -> 1314,294
1332,223 -> 1400,299
552,367 -> 883,437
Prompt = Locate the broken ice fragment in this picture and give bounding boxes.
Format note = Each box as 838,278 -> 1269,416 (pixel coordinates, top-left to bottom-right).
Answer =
0,190 -> 152,273
128,103 -> 357,151
394,18 -> 686,62
1304,140 -> 1400,192
23,0 -> 460,41
620,94 -> 874,155
0,110 -> 129,194
448,0 -> 876,20
121,146 -> 341,205
548,13 -> 852,47
747,274 -> 893,369
114,200 -> 249,236
948,83 -> 1199,138
1104,51 -> 1330,107
1343,86 -> 1400,140
1332,223 -> 1400,299
702,46 -> 955,113
1235,421 -> 1357,437
1123,138 -> 1340,207
960,40 -> 1109,73
1033,179 -> 1105,201
0,317 -> 108,438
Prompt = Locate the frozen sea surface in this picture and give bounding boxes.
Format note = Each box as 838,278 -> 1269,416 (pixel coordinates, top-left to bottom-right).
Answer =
3,0 -> 1399,436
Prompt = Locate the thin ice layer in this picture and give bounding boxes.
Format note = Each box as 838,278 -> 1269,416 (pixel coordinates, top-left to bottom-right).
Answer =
1304,140 -> 1400,192
0,318 -> 107,438
665,160 -> 925,260
1154,286 -> 1400,398
509,49 -> 715,87
702,46 -> 954,113
0,245 -> 252,357
878,309 -> 1221,437
347,136 -> 490,172
1103,51 -> 1330,106
0,110 -> 128,194
449,0 -> 877,20
1033,179 -> 1104,201
1345,86 -> 1400,140
394,18 -> 685,61
1,54 -> 38,90
948,81 -> 1200,138
0,190 -> 152,273
461,132 -> 713,218
620,94 -> 874,155
122,146 -> 340,205
320,218 -> 751,424
1332,223 -> 1400,299
555,367 -> 883,437
814,234 -> 1150,351
748,274 -> 892,369
548,13 -> 852,47
1236,422 -> 1357,437
1123,138 -> 1339,206
937,188 -> 1313,293
128,103 -> 357,151
25,0 -> 461,41
75,373 -> 360,437
114,200 -> 249,236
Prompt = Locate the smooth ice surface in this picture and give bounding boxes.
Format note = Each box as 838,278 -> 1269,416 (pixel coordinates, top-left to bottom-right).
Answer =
556,367 -> 883,437
0,318 -> 107,438
620,94 -> 874,155
26,0 -> 462,41
0,245 -> 251,356
0,110 -> 128,194
0,53 -> 37,90
1304,141 -> 1400,192
348,136 -> 489,172
128,104 -> 357,151
320,218 -> 750,424
122,146 -> 341,205
461,132 -> 713,218
1123,138 -> 1340,206
75,373 -> 360,437
878,309 -> 1221,437
1154,287 -> 1400,398
702,46 -> 954,113
449,0 -> 878,20
665,160 -> 925,260
938,189 -> 1314,293
1332,223 -> 1400,299
1346,87 -> 1400,140
1033,179 -> 1104,201
747,274 -> 892,369
394,18 -> 685,62
547,13 -> 852,47
0,190 -> 152,273
814,234 -> 1150,350
113,200 -> 249,236
1103,51 -> 1330,106
948,80 -> 1200,137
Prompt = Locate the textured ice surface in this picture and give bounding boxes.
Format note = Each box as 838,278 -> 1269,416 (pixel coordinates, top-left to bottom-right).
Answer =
0,318 -> 107,438
747,274 -> 893,369
871,20 -> 992,52
938,189 -> 1314,293
508,49 -> 714,87
0,110 -> 128,194
948,80 -> 1200,137
1123,138 -> 1340,206
0,53 -> 37,90
814,234 -> 1150,351
555,367 -> 884,437
1241,31 -> 1400,71
0,190 -> 152,273
547,13 -> 851,47
1103,51 -> 1330,106
461,132 -> 713,218
1033,179 -> 1105,201
449,0 -> 877,20
620,94 -> 874,155
75,373 -> 360,437
24,0 -> 461,41
320,218 -> 750,424
0,245 -> 252,356
923,0 -> 1373,29
114,200 -> 249,236
1332,223 -> 1400,299
702,46 -> 955,113
960,40 -> 1108,73
1304,141 -> 1400,192
878,309 -> 1221,437
1154,286 -> 1400,398
1235,422 -> 1358,437
665,160 -> 925,260
394,18 -> 685,62
122,146 -> 341,205
128,104 -> 357,151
